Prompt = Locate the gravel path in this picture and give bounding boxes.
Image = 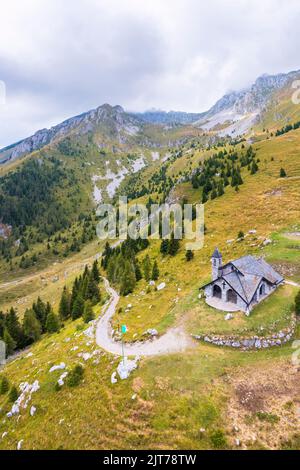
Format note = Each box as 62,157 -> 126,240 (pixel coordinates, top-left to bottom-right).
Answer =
95,277 -> 194,357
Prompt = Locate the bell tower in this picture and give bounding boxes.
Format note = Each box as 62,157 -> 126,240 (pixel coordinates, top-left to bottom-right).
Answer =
211,248 -> 222,280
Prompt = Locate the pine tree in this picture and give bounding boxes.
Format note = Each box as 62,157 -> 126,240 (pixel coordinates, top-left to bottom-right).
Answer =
59,286 -> 71,320
91,260 -> 100,282
142,255 -> 152,281
151,260 -> 159,280
83,300 -> 95,323
22,309 -> 42,344
86,274 -> 101,304
5,307 -> 23,349
134,260 -> 142,281
168,232 -> 180,256
72,294 -> 85,320
160,239 -> 169,255
9,385 -> 19,403
202,192 -> 208,204
185,250 -> 194,261
32,297 -> 47,332
0,376 -> 10,394
3,328 -> 16,356
120,261 -> 136,296
45,308 -> 60,333
280,168 -> 287,178
295,290 -> 300,316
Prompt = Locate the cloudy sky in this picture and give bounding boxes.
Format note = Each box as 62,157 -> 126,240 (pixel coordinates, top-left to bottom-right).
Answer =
0,0 -> 300,147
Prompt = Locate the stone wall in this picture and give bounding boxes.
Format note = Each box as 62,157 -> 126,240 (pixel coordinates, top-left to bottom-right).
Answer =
192,316 -> 297,350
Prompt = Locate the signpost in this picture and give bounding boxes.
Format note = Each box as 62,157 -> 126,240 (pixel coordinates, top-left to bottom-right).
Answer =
121,325 -> 127,365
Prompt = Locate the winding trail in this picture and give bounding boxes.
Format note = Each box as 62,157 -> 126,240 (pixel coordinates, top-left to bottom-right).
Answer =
95,278 -> 194,357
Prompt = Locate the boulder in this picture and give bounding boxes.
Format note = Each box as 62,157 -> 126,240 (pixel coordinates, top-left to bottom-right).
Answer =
157,282 -> 166,291
224,313 -> 234,321
117,358 -> 138,380
49,362 -> 66,373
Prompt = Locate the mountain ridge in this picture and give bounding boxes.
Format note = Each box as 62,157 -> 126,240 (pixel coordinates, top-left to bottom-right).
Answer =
1,68 -> 300,163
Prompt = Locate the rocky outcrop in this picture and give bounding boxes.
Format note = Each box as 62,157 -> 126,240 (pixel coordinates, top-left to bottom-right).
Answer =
192,316 -> 297,350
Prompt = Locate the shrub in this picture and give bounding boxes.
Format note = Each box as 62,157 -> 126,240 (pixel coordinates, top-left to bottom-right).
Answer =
210,429 -> 228,449
66,364 -> 84,387
0,376 -> 10,394
256,411 -> 280,424
9,385 -> 19,403
185,250 -> 194,261
280,168 -> 287,178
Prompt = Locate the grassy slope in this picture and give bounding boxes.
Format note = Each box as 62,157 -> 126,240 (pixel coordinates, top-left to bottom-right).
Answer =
0,129 -> 300,450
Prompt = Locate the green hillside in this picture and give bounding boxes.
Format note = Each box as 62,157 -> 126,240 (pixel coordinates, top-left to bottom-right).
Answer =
0,122 -> 300,450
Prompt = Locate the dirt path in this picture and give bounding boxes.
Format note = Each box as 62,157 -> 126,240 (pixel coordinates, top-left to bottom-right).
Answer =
95,277 -> 195,357
285,280 -> 300,288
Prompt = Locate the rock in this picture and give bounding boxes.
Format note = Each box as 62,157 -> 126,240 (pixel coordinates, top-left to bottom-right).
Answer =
26,352 -> 33,358
2,432 -> 8,439
235,438 -> 240,447
131,394 -> 137,400
198,293 -> 202,299
127,304 -> 132,309
248,229 -> 257,234
226,239 -> 235,244
117,357 -> 138,380
70,346 -> 79,351
64,337 -> 71,343
199,428 -> 206,433
49,362 -> 66,373
254,339 -> 261,349
17,440 -> 24,450
224,313 -> 234,321
157,282 -> 166,291
58,372 -> 68,386
111,372 -> 117,384
149,280 -> 155,286
263,238 -> 272,246
30,406 -> 36,416
147,328 -> 158,337
82,353 -> 92,361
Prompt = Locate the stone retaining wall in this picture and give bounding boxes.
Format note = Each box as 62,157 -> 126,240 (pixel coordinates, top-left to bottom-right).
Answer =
192,316 -> 297,350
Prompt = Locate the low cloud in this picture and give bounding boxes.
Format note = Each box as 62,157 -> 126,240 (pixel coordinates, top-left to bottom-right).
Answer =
0,0 -> 300,147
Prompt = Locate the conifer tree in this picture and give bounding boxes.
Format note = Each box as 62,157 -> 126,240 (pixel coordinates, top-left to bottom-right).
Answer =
5,307 -> 23,349
0,376 -> 10,394
280,168 -> 287,178
186,250 -> 194,261
72,294 -> 85,320
9,385 -> 19,403
142,255 -> 152,281
83,300 -> 95,323
3,329 -> 16,356
160,239 -> 169,255
32,297 -> 47,332
168,232 -> 180,256
22,309 -> 42,344
134,260 -> 142,281
91,260 -> 100,282
86,274 -> 101,304
151,260 -> 159,280
45,308 -> 60,333
120,261 -> 136,296
59,286 -> 71,320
